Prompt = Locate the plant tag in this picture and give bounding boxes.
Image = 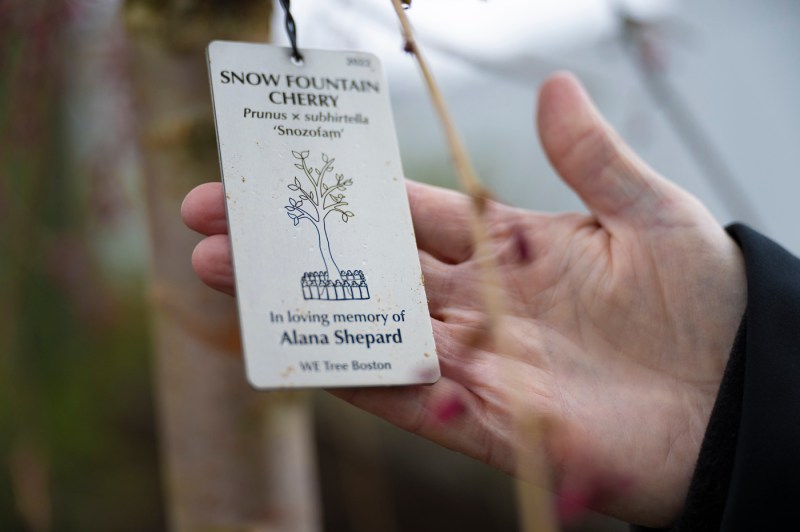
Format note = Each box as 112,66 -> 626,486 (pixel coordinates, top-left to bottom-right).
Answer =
207,41 -> 440,389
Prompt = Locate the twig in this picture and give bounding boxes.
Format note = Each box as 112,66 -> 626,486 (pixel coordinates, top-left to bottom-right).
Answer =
389,0 -> 503,334
388,2 -> 557,531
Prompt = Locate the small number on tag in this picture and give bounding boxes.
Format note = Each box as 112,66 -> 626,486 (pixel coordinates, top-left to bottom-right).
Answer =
346,57 -> 371,67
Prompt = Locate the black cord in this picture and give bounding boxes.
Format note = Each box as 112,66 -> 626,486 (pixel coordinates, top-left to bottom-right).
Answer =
278,0 -> 303,63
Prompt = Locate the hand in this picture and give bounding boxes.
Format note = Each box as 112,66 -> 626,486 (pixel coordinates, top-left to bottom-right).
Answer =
181,73 -> 746,527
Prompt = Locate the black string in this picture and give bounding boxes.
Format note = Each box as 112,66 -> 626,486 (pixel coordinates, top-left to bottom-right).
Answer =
278,0 -> 303,63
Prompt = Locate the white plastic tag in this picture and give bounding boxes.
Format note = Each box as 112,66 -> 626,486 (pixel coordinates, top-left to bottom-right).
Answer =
207,41 -> 440,389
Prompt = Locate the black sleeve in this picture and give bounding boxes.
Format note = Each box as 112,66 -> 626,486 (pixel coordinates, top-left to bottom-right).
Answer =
633,224 -> 800,532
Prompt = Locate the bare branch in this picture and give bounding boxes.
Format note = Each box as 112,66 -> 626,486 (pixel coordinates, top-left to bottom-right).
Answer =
389,2 -> 555,530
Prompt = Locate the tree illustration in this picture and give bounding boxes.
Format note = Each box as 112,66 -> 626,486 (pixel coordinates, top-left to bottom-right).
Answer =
284,150 -> 355,282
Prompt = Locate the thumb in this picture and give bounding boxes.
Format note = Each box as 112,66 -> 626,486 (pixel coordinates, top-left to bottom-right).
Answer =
537,72 -> 672,225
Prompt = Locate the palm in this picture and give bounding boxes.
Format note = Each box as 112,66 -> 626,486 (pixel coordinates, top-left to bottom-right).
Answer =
182,74 -> 745,527
373,180 -> 743,525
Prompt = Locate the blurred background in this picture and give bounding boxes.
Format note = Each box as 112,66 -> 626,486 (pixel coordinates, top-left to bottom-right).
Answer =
1,0 -> 798,530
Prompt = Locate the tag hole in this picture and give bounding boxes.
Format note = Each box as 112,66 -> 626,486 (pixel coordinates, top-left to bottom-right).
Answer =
291,54 -> 305,66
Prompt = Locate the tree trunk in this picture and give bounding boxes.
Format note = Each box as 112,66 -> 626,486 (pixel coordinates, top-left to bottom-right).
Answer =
123,2 -> 320,530
317,221 -> 342,282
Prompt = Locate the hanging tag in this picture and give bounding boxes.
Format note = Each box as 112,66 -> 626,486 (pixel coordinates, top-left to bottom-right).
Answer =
207,41 -> 440,389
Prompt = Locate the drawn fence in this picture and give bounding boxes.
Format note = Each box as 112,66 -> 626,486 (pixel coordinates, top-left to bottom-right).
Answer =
301,270 -> 370,301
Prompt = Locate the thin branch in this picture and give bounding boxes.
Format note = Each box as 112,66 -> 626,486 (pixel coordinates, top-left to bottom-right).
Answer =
297,185 -> 316,204
294,181 -> 321,219
292,205 -> 318,223
327,207 -> 350,220
317,159 -> 334,187
389,1 -> 489,202
324,201 -> 349,212
389,2 -> 556,531
389,0 -> 506,356
300,158 -> 319,191
322,183 -> 347,201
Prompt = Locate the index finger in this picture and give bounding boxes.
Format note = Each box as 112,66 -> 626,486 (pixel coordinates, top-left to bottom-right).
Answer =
181,182 -> 228,236
406,180 -> 475,264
